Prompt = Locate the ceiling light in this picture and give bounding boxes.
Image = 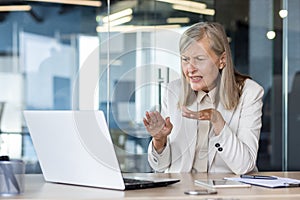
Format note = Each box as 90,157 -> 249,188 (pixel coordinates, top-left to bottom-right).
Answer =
96,24 -> 181,33
279,9 -> 288,18
26,0 -> 101,7
102,8 -> 133,23
173,4 -> 215,16
0,5 -> 32,12
157,0 -> 206,9
167,17 -> 190,23
103,15 -> 133,27
266,31 -> 276,40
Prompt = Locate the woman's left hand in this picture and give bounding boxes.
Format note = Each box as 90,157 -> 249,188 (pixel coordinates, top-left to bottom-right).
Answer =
182,106 -> 225,135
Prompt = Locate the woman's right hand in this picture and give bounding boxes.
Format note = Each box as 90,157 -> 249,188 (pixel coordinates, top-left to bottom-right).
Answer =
143,111 -> 173,153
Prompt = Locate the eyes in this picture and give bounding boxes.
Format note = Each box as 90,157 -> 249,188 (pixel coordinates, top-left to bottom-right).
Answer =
181,56 -> 206,64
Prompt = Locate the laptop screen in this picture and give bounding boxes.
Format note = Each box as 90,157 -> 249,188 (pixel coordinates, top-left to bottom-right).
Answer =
24,110 -> 126,190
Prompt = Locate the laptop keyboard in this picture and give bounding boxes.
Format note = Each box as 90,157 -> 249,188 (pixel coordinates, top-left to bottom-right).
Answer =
123,177 -> 180,190
123,178 -> 154,185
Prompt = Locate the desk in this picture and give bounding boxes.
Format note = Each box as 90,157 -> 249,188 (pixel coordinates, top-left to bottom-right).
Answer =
9,172 -> 300,199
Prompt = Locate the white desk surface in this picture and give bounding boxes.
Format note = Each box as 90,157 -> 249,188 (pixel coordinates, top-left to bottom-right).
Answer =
6,172 -> 300,200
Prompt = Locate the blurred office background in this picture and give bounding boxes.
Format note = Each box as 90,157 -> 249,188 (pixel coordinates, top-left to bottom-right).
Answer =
0,0 -> 299,173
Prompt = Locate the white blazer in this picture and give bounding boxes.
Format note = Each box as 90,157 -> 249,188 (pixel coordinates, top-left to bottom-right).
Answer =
148,78 -> 264,175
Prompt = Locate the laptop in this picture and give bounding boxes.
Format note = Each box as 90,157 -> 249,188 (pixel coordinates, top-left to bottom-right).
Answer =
23,110 -> 179,190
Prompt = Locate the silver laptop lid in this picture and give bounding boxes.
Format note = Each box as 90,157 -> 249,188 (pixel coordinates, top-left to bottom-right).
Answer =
23,110 -> 125,190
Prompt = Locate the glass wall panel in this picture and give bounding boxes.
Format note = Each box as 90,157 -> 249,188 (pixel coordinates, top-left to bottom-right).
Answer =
97,0 -> 216,172
286,0 -> 300,170
0,2 -> 100,173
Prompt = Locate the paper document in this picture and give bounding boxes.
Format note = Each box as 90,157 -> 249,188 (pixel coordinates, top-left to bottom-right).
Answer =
225,176 -> 300,188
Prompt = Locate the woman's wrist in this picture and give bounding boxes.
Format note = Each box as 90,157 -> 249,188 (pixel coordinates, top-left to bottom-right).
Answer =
213,120 -> 225,135
152,137 -> 167,153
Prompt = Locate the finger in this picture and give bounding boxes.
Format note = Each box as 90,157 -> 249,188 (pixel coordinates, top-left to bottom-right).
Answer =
182,106 -> 198,115
143,118 -> 149,126
199,110 -> 211,120
182,112 -> 193,118
181,107 -> 192,117
143,119 -> 155,133
201,109 -> 220,122
181,106 -> 192,114
182,109 -> 199,119
165,117 -> 173,129
145,111 -> 151,121
147,111 -> 157,124
201,108 -> 213,113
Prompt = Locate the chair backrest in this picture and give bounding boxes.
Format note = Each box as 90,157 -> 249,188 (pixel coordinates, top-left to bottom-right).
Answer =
290,72 -> 300,105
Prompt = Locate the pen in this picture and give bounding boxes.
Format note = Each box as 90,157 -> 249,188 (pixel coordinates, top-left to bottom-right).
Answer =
240,175 -> 278,180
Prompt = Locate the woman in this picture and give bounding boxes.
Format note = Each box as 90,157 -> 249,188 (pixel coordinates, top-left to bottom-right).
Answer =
143,22 -> 264,175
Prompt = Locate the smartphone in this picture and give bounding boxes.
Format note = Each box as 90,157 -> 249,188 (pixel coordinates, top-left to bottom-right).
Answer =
195,179 -> 251,188
184,189 -> 217,195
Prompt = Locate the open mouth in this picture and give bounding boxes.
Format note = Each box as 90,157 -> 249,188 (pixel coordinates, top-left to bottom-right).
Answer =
189,76 -> 203,82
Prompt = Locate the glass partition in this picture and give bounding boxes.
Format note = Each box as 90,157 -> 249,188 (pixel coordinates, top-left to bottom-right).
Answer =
285,0 -> 300,171
0,1 -> 100,173
97,0 -> 215,172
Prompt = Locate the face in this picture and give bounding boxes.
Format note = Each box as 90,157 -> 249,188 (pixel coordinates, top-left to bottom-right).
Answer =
181,37 -> 223,92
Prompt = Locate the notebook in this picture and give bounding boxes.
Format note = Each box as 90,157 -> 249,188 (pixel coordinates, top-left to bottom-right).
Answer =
225,176 -> 300,188
23,110 -> 179,190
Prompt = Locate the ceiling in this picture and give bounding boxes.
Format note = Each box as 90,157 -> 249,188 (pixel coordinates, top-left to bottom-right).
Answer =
0,0 -> 216,25
107,0 -> 215,25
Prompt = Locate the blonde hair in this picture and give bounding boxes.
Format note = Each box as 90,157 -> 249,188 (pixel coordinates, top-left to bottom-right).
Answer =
179,22 -> 250,110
